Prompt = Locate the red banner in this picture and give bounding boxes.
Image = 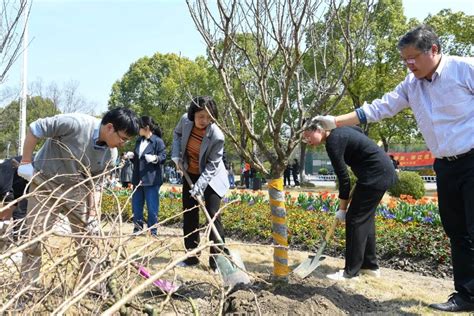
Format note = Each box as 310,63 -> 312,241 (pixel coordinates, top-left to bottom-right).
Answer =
389,150 -> 435,167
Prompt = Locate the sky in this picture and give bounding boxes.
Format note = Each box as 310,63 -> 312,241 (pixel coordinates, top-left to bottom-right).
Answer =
1,0 -> 473,114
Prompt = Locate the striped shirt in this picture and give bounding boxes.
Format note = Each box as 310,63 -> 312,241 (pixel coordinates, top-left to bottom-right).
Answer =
361,55 -> 474,158
186,125 -> 206,174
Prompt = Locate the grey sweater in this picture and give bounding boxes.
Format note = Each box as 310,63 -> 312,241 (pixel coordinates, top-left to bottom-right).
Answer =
31,113 -> 118,185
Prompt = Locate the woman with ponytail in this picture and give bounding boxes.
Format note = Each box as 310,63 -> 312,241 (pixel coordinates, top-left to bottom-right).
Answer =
125,116 -> 166,237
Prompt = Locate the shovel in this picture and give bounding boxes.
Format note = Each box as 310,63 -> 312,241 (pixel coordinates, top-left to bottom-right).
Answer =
180,166 -> 251,288
293,216 -> 338,279
294,185 -> 356,279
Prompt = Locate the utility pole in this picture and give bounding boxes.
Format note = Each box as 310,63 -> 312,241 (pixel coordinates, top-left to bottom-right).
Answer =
18,1 -> 29,155
6,141 -> 11,158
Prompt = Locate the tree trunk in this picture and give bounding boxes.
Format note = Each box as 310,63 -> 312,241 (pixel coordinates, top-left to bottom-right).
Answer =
268,177 -> 289,279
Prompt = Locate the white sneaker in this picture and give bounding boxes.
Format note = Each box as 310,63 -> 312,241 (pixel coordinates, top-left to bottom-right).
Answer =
326,270 -> 359,281
360,268 -> 381,278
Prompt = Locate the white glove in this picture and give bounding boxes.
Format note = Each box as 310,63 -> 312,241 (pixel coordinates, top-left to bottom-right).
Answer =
86,218 -> 101,235
144,154 -> 158,163
313,115 -> 337,130
335,209 -> 346,222
124,151 -> 134,159
189,185 -> 203,200
17,163 -> 35,181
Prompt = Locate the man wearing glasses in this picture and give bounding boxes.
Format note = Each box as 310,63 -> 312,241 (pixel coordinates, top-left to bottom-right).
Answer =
16,107 -> 139,298
312,25 -> 474,312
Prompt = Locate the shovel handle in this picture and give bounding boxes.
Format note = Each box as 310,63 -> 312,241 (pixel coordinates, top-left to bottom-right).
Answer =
325,217 -> 338,242
325,184 -> 356,242
179,162 -> 225,245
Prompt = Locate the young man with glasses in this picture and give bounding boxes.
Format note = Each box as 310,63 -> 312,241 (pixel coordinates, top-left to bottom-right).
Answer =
16,107 -> 139,298
311,25 -> 474,312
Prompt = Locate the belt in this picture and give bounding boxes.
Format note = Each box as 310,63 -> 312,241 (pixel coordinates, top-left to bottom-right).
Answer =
440,148 -> 474,161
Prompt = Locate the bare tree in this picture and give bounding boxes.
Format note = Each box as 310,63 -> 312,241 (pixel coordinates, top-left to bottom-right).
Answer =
187,0 -> 373,278
0,0 -> 30,84
29,79 -> 97,114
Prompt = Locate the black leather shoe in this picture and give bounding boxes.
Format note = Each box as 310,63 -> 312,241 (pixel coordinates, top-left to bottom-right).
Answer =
429,293 -> 474,312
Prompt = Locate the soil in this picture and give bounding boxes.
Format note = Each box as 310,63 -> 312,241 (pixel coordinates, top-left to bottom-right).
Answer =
2,183 -> 457,315
130,225 -> 461,315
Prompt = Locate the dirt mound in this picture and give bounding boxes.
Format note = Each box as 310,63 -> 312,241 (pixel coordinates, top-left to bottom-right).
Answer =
146,226 -> 456,315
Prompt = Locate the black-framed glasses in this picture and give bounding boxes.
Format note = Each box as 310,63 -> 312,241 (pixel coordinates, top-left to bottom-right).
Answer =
115,130 -> 131,144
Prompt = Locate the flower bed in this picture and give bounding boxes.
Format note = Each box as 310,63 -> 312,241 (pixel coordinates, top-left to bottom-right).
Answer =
102,187 -> 450,276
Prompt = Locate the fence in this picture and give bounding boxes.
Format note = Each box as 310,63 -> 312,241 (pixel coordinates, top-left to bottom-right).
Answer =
312,174 -> 437,183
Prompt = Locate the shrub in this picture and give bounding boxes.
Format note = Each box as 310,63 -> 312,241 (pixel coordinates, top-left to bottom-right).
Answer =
335,168 -> 356,190
318,168 -> 328,175
417,168 -> 435,176
388,171 -> 425,199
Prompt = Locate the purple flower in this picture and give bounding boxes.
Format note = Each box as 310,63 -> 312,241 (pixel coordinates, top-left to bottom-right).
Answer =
322,205 -> 329,212
403,216 -> 413,223
422,216 -> 433,224
382,211 -> 395,219
306,205 -> 315,211
248,199 -> 255,206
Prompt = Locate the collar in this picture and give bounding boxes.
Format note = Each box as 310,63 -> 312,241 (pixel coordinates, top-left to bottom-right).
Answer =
93,121 -> 108,149
431,54 -> 446,81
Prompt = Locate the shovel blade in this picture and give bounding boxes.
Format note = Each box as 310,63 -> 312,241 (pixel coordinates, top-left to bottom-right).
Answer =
293,255 -> 326,279
293,241 -> 328,279
215,250 -> 251,288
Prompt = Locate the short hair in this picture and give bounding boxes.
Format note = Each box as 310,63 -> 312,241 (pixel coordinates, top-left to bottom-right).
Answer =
187,96 -> 219,121
302,117 -> 324,132
397,25 -> 441,54
102,107 -> 140,136
139,116 -> 162,137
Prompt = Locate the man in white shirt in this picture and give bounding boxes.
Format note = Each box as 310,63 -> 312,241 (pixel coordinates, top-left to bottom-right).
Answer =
311,25 -> 474,312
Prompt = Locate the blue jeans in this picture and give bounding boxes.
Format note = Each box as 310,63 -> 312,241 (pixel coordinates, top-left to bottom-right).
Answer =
228,174 -> 235,188
132,184 -> 160,236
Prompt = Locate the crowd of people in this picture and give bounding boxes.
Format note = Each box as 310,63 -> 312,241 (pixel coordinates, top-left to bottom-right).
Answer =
1,24 -> 472,312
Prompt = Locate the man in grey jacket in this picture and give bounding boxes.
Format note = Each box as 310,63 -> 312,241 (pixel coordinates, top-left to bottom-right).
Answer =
17,107 -> 139,296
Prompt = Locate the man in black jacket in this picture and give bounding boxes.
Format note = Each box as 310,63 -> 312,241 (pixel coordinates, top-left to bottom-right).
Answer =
303,121 -> 397,280
1,156 -> 28,263
0,156 -> 28,240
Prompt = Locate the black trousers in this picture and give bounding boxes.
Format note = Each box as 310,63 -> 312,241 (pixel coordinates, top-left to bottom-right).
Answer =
292,172 -> 300,186
182,173 -> 225,268
284,172 -> 291,186
434,154 -> 474,301
344,185 -> 385,277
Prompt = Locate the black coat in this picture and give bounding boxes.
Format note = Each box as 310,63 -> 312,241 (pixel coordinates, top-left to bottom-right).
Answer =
326,127 -> 397,200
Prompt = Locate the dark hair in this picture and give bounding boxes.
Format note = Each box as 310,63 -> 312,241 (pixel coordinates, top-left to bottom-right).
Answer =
187,96 -> 219,121
302,117 -> 323,131
102,107 -> 139,136
139,116 -> 162,137
397,25 -> 441,54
